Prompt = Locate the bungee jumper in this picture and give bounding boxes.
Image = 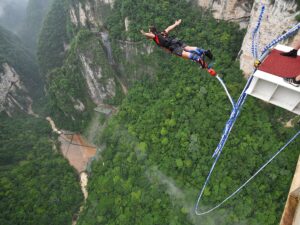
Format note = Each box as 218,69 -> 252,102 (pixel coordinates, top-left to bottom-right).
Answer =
140,19 -> 214,71
141,19 -> 232,105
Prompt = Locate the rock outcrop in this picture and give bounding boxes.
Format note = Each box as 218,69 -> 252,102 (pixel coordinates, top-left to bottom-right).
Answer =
240,0 -> 300,75
0,63 -> 32,115
70,1 -> 97,27
79,54 -> 115,105
197,0 -> 254,28
68,2 -> 117,106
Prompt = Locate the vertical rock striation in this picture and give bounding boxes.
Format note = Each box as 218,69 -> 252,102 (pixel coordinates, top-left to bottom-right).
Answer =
79,54 -> 115,105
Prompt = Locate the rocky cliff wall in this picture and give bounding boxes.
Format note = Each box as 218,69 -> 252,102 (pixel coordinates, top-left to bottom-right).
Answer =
240,0 -> 300,75
70,1 -> 97,27
69,0 -> 114,28
197,0 -> 254,28
79,53 -> 115,105
0,63 -> 33,116
68,1 -> 117,107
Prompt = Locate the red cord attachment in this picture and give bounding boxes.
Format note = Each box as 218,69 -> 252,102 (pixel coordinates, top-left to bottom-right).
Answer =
207,68 -> 217,76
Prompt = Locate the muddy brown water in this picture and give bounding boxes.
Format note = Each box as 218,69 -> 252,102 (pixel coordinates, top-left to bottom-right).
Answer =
59,134 -> 96,173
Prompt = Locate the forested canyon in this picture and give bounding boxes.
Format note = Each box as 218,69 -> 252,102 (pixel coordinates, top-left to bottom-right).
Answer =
0,0 -> 299,224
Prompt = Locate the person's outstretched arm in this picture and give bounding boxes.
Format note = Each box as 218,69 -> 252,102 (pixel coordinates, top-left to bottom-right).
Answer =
164,19 -> 181,33
140,30 -> 155,39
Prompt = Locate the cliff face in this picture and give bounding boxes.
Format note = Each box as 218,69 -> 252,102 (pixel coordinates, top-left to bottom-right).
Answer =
66,0 -> 151,108
0,63 -> 33,116
240,0 -> 300,75
69,0 -> 114,28
79,52 -> 116,105
198,0 -> 300,75
35,0 -> 123,129
0,26 -> 41,116
70,1 -> 97,27
197,0 -> 254,28
68,2 -> 117,107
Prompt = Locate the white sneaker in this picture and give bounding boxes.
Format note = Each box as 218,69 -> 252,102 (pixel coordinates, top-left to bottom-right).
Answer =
283,78 -> 300,87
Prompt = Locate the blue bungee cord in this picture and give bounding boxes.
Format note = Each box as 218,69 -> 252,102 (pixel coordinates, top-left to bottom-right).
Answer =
252,5 -> 265,59
195,130 -> 300,216
194,9 -> 300,216
212,5 -> 266,158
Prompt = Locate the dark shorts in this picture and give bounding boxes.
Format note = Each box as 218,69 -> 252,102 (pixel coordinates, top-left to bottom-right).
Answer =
168,39 -> 187,56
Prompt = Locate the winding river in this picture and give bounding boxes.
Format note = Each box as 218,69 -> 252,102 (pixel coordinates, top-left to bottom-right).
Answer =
46,117 -> 96,224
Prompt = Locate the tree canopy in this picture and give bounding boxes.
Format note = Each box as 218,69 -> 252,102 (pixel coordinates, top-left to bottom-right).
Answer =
0,114 -> 83,225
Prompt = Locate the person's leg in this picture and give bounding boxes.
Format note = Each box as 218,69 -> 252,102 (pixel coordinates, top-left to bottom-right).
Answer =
183,46 -> 205,55
184,46 -> 213,60
283,74 -> 300,87
281,41 -> 299,57
180,50 -> 197,60
181,50 -> 206,68
181,50 -> 193,59
172,46 -> 205,66
280,49 -> 298,57
284,77 -> 300,87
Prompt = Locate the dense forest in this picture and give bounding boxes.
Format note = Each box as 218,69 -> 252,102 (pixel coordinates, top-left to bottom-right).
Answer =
76,0 -> 300,225
0,114 -> 83,225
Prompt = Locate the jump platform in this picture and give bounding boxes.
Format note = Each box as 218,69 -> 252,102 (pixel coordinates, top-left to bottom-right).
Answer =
246,45 -> 300,115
